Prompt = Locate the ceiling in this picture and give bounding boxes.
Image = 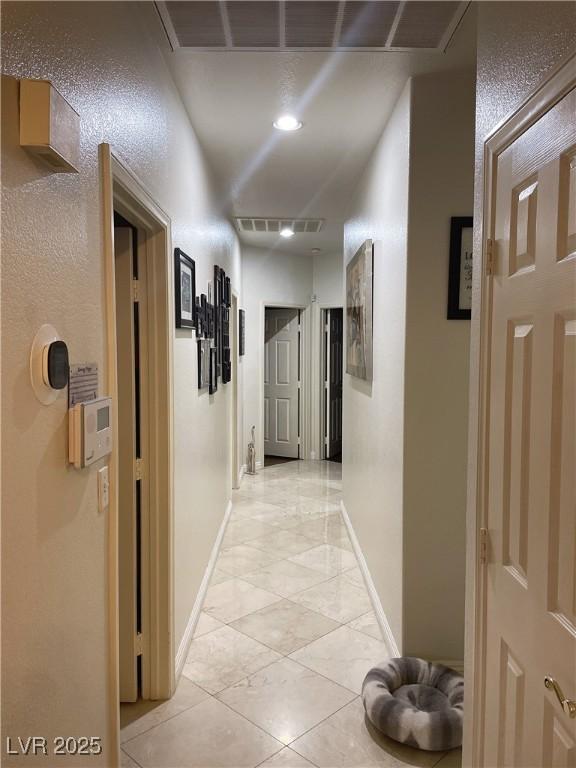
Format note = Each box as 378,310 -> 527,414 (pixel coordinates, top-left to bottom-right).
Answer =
152,1 -> 476,255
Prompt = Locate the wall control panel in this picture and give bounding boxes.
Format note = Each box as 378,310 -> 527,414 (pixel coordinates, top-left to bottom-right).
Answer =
69,397 -> 112,469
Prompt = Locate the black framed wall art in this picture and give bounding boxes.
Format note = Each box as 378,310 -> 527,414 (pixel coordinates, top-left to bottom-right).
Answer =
239,309 -> 245,356
209,347 -> 218,395
197,339 -> 210,389
174,248 -> 196,328
447,217 -> 473,320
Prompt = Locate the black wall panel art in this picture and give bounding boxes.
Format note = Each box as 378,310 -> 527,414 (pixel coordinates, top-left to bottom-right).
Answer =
173,249 -> 235,394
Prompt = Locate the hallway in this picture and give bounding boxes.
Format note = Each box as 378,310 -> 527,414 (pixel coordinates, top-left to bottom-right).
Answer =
121,461 -> 460,768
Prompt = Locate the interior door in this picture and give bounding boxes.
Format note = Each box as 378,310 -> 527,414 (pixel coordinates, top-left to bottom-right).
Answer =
264,307 -> 299,458
115,224 -> 145,703
325,308 -> 343,459
480,79 -> 576,766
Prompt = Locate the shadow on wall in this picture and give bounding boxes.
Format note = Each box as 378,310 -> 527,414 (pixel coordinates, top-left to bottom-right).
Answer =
348,374 -> 372,398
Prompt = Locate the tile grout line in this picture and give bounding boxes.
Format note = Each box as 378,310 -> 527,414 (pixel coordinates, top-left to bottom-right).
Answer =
124,465 -> 361,767
120,746 -> 145,768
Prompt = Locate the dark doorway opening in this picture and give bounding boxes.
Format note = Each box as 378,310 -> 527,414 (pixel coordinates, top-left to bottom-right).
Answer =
323,307 -> 343,460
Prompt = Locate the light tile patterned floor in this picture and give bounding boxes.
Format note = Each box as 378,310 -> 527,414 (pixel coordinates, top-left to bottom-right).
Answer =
121,461 -> 462,768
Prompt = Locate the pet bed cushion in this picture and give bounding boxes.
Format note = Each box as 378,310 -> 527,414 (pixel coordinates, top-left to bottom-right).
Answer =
362,657 -> 464,751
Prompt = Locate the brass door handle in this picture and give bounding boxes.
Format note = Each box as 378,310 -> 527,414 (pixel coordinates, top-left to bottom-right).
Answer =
544,676 -> 576,718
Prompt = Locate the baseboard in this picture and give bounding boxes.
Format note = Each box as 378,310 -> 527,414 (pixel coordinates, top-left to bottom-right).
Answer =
240,461 -> 262,483
174,499 -> 232,680
340,500 -> 401,658
433,658 -> 464,674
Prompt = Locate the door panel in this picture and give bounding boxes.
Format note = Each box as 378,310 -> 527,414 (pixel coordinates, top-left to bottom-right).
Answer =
549,312 -> 575,629
481,84 -> 576,766
543,701 -> 576,767
264,308 -> 299,458
276,340 -> 290,384
276,399 -> 291,443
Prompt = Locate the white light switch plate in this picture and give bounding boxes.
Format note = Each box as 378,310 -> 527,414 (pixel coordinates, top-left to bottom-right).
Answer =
98,466 -> 109,512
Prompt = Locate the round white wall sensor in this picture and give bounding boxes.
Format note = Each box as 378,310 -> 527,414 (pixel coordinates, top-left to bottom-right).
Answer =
30,324 -> 68,405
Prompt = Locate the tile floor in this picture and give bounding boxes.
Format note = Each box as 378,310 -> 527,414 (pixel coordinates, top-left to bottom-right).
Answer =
121,461 -> 462,768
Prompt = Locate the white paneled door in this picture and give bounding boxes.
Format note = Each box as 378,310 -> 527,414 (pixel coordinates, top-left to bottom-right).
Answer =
480,69 -> 576,766
264,307 -> 300,459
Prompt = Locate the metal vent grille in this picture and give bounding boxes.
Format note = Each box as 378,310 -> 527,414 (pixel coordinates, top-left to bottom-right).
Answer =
157,1 -> 469,52
391,1 -> 457,48
339,2 -> 399,47
227,1 -> 280,47
164,2 -> 226,47
285,1 -> 341,48
236,217 -> 324,234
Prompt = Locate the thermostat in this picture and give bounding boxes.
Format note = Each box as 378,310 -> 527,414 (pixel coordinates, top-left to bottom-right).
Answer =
69,396 -> 112,469
30,324 -> 69,405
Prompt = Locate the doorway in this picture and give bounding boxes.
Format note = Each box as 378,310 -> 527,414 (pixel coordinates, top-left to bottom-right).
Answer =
231,292 -> 240,488
100,145 -> 174,745
264,306 -> 301,461
114,211 -> 146,704
322,307 -> 343,462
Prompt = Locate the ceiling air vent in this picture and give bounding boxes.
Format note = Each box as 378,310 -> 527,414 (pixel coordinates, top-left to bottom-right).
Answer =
235,217 -> 324,234
156,1 -> 469,52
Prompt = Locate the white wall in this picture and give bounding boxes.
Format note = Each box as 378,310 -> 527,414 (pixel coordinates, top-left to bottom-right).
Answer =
403,70 -> 475,662
241,246 -> 343,465
1,3 -> 240,764
313,251 -> 344,306
343,81 -> 412,649
343,69 -> 475,661
241,246 -> 312,465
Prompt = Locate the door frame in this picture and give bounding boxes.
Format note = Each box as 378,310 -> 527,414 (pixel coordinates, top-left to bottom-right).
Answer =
318,305 -> 344,461
259,302 -> 309,464
231,291 -> 241,489
463,52 -> 576,765
100,144 -> 175,758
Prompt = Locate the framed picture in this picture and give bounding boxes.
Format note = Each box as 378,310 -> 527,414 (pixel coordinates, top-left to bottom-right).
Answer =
214,265 -> 221,370
209,347 -> 218,395
346,239 -> 373,381
447,217 -> 473,319
207,302 -> 214,340
239,309 -> 245,356
197,339 -> 210,389
174,248 -> 196,328
222,347 -> 231,384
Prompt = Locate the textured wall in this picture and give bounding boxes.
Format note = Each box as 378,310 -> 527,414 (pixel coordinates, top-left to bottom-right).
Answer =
403,70 -> 475,662
312,251 -> 344,307
343,81 -> 411,649
343,67 -> 475,660
464,1 -> 576,759
241,246 -> 313,464
1,3 -> 240,765
241,247 -> 342,465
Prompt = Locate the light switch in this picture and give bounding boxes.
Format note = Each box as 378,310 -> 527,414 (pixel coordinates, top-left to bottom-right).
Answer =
98,466 -> 109,512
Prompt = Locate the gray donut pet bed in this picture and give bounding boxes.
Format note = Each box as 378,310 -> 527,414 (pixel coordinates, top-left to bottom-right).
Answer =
362,657 -> 464,752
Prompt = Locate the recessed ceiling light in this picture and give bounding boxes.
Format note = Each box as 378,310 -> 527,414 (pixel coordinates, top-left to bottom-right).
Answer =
280,227 -> 295,238
311,248 -> 321,253
273,115 -> 303,132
